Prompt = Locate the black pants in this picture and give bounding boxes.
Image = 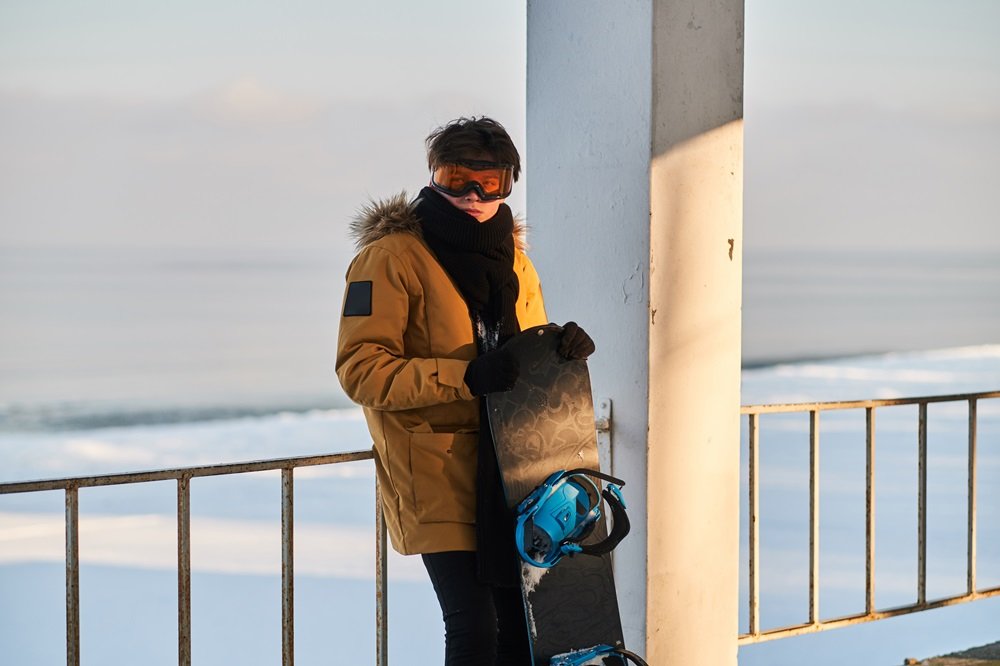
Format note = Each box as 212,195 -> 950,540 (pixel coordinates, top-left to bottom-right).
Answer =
421,550 -> 531,665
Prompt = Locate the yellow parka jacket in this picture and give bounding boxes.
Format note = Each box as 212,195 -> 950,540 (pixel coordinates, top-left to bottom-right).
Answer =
336,193 -> 548,555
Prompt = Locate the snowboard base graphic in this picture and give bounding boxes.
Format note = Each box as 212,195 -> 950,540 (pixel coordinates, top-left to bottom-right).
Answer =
487,325 -> 626,666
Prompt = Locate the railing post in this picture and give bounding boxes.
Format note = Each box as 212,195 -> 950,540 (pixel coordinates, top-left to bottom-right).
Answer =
177,475 -> 192,666
918,402 -> 928,605
809,410 -> 820,625
968,399 -> 977,596
865,407 -> 876,615
282,468 -> 294,666
375,474 -> 388,666
66,485 -> 80,666
748,413 -> 760,637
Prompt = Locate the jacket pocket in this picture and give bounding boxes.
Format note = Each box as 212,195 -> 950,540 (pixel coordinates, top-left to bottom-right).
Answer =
409,432 -> 477,524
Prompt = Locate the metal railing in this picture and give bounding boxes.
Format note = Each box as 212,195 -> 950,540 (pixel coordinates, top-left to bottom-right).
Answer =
0,411 -> 614,666
740,390 -> 1000,644
0,450 -> 386,666
4,392 -> 998,659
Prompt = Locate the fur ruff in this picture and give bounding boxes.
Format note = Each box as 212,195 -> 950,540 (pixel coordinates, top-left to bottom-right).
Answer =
350,191 -> 527,251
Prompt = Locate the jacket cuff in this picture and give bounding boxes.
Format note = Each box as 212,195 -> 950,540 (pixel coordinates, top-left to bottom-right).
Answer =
437,358 -> 474,401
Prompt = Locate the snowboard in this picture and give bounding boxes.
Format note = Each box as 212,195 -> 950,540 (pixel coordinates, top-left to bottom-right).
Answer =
487,325 -> 627,666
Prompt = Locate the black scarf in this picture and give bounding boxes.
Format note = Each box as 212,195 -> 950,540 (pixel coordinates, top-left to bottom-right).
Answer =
415,187 -> 520,347
415,187 -> 522,586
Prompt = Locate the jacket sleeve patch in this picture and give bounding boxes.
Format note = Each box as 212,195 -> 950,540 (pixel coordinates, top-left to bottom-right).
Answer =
343,281 -> 373,317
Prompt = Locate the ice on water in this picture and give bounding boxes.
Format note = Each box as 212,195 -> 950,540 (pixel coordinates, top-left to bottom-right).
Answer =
0,346 -> 997,665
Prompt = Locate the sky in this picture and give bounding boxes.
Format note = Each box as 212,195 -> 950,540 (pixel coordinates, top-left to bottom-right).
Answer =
743,0 -> 1000,251
0,0 -> 528,250
1,0 -> 998,252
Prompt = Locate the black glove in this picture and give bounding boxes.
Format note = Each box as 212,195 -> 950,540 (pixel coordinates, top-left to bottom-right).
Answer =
558,321 -> 596,360
463,348 -> 520,396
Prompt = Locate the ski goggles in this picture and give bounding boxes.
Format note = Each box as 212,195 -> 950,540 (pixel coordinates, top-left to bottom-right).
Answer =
430,160 -> 514,201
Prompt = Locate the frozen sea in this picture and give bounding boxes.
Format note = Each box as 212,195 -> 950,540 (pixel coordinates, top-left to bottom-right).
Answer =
1,246 -> 999,664
1,346 -> 998,665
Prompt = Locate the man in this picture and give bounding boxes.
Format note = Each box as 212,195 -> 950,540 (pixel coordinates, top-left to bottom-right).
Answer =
337,116 -> 594,665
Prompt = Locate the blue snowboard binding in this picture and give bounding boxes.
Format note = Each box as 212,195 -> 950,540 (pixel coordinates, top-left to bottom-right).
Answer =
514,468 -> 630,568
550,643 -> 649,666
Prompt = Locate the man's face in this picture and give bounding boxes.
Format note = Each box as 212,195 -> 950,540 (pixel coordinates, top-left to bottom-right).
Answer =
429,155 -> 512,222
433,186 -> 505,223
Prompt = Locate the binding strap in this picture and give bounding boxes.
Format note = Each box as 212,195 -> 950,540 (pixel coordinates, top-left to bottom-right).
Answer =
550,644 -> 649,666
562,468 -> 631,558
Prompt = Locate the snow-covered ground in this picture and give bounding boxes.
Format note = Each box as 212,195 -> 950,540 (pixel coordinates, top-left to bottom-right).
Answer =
1,346 -> 998,665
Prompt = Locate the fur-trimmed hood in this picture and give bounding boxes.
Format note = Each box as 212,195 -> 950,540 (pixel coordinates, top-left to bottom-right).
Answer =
350,191 -> 527,251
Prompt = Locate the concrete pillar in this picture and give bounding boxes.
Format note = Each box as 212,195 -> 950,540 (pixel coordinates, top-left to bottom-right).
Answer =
527,1 -> 744,663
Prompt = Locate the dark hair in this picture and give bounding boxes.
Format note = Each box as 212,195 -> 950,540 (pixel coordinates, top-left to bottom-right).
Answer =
425,116 -> 521,182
